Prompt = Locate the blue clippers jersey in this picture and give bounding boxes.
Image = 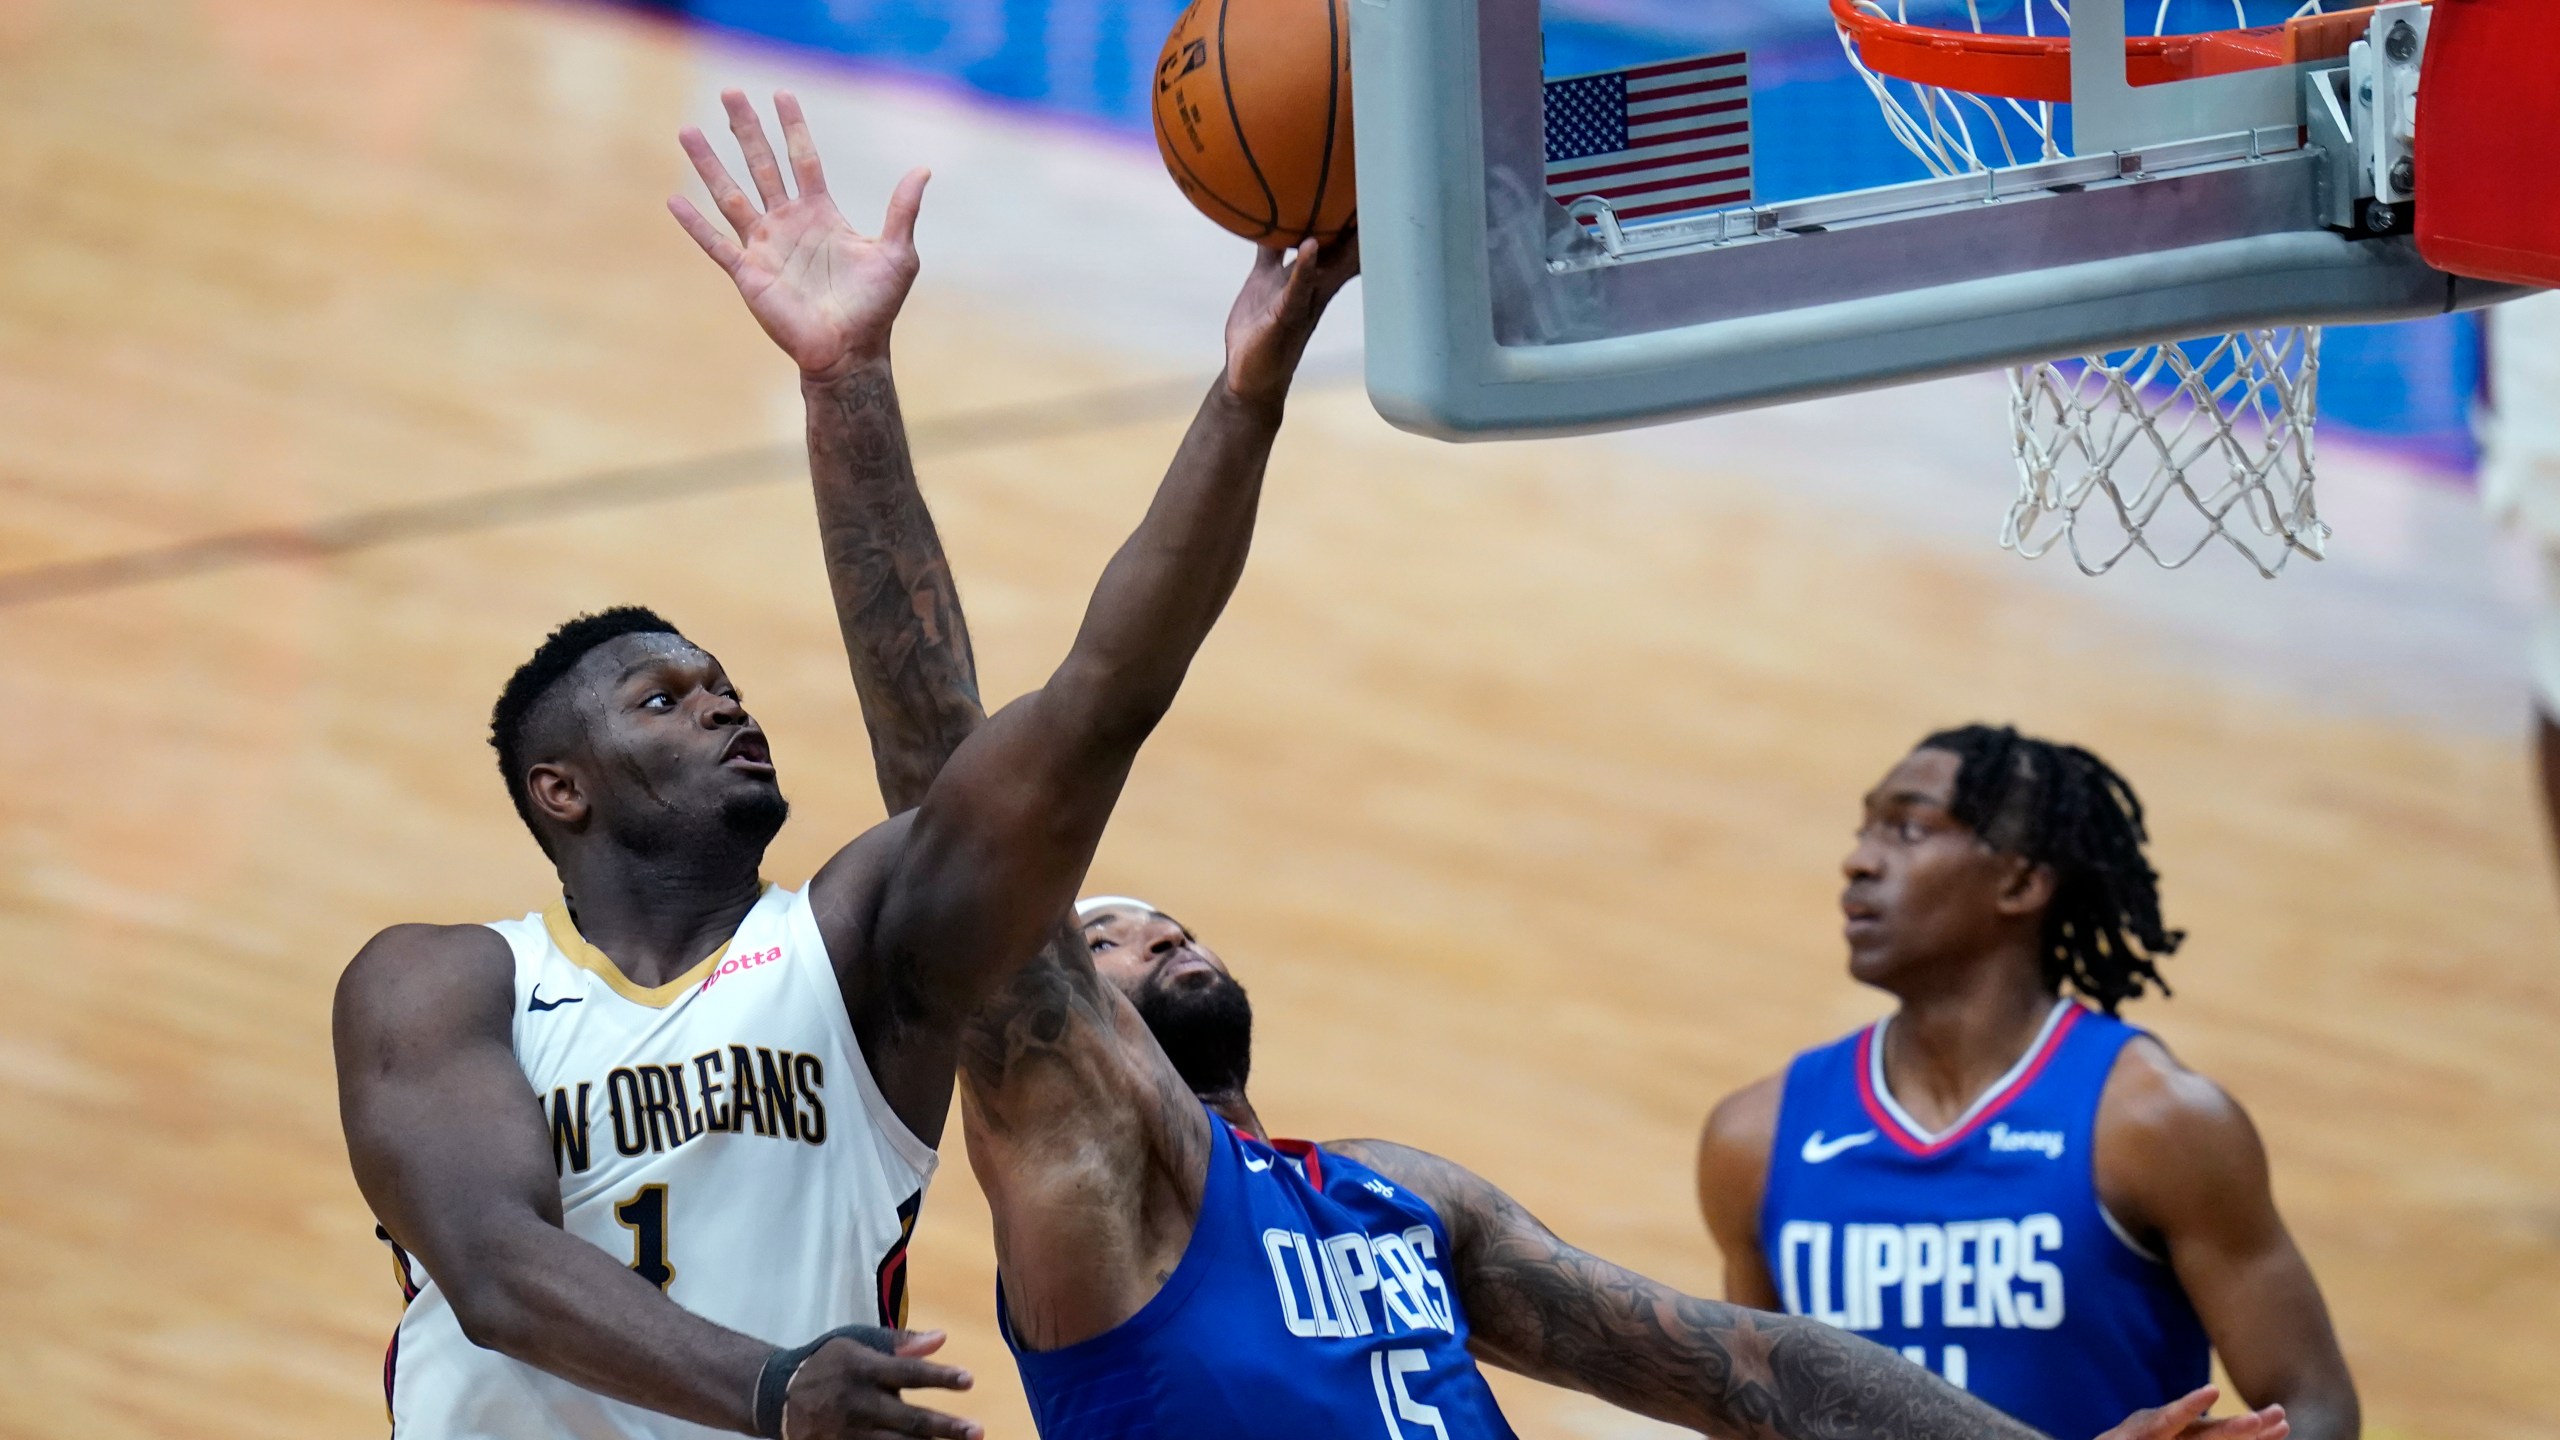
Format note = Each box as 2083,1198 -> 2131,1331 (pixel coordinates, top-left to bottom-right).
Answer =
1761,1001 -> 2210,1440
1003,1113 -> 1519,1440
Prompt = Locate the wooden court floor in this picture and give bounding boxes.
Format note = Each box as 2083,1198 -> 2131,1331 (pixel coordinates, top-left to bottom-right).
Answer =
2,1 -> 2555,1437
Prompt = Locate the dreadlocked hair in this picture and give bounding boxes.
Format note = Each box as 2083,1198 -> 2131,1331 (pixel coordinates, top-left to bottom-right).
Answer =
490,606 -> 685,849
1919,724 -> 2184,1014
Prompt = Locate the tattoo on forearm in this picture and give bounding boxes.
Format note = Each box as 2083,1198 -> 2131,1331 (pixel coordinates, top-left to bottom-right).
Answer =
805,367 -> 983,812
1354,1145 -> 2042,1440
957,924 -> 1109,1091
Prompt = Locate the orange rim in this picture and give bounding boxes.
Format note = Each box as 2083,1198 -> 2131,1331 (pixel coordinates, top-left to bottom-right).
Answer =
1828,0 -> 2406,104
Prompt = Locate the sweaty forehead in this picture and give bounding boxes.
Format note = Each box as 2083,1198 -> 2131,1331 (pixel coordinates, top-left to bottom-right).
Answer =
573,631 -> 716,690
529,632 -> 714,747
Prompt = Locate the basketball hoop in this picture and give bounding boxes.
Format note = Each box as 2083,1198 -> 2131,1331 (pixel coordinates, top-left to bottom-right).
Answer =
1832,0 -> 2366,575
2008,330 -> 2325,575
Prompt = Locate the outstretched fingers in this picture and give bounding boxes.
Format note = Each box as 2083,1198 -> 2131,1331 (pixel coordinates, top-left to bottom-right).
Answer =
666,195 -> 744,272
774,90 -> 829,198
677,125 -> 761,235
722,87 -> 792,208
880,167 -> 931,251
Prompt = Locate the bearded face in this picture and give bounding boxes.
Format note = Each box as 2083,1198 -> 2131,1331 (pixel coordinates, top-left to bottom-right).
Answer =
1130,964 -> 1254,1096
1081,903 -> 1255,1097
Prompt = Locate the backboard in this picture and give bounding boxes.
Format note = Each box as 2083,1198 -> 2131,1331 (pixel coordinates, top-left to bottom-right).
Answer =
1348,0 -> 2532,440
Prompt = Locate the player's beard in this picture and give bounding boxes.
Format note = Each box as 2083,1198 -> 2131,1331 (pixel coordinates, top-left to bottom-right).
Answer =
1132,969 -> 1254,1097
604,782 -> 788,873
719,785 -> 790,853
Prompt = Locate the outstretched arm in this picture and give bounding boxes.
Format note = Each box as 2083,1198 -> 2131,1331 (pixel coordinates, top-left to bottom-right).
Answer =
1337,1140 -> 2289,1440
848,233 -> 1355,1121
333,926 -> 980,1440
672,90 -> 984,815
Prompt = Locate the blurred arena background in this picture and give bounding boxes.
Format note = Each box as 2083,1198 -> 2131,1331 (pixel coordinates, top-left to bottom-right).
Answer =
1,0 -> 2554,1436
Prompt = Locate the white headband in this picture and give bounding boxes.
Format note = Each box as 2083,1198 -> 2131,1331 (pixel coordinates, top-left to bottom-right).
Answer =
1075,894 -> 1160,921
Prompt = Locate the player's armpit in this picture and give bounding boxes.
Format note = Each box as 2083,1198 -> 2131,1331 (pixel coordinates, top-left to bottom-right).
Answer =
956,924 -> 1217,1353
331,923 -> 771,1432
1696,1074 -> 1784,1310
1337,1140 -> 2050,1440
2095,1041 -> 2362,1440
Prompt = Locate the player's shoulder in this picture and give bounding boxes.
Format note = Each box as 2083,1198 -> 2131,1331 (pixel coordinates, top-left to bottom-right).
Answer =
2096,1030 -> 2268,1183
1325,1136 -> 1446,1183
1700,1070 -> 1786,1159
336,921 -> 517,1026
1695,1072 -> 1785,1245
1323,1139 -> 1494,1220
2101,1031 -> 2253,1137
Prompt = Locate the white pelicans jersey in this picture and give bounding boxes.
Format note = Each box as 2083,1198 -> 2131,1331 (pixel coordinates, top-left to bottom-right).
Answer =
383,883 -> 937,1439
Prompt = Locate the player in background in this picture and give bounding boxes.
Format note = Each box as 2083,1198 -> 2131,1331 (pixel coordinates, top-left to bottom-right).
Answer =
2480,292 -> 2560,896
797,232 -> 2288,1440
1697,728 -> 2361,1440
331,89 -> 1350,1440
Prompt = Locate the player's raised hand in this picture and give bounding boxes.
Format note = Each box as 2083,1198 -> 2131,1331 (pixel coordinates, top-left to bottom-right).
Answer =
1221,229 -> 1359,409
671,89 -> 927,384
2096,1386 -> 2289,1440
781,1328 -> 980,1440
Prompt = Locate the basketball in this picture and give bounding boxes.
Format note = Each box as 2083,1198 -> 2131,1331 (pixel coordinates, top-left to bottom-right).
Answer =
1151,0 -> 1355,246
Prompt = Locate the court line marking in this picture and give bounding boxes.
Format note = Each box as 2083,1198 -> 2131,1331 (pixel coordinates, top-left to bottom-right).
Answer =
0,369 -> 1349,610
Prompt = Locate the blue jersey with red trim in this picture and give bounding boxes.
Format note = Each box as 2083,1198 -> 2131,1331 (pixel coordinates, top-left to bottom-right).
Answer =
1761,1001 -> 2209,1440
1003,1113 -> 1518,1440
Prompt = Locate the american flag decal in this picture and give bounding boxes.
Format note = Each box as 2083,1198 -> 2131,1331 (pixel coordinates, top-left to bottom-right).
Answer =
1544,51 -> 1752,226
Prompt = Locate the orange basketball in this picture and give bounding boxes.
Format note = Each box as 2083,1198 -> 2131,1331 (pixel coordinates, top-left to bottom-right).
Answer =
1151,0 -> 1356,246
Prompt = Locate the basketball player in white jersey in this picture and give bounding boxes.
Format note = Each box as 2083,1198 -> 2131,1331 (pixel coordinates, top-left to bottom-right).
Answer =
331,89 -> 1356,1440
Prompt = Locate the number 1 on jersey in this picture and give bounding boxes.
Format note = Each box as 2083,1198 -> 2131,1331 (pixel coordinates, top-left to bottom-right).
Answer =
616,1183 -> 675,1291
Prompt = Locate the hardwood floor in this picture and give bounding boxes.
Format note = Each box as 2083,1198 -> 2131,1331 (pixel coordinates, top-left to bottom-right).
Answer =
2,2 -> 2553,1437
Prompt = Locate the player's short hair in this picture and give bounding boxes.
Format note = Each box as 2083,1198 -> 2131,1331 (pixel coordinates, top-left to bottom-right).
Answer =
1920,724 -> 2184,1013
490,607 -> 686,850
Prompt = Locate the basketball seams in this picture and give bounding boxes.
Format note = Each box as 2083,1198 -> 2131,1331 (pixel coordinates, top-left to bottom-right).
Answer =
1300,0 -> 1344,241
1156,103 -> 1279,239
1213,0 -> 1283,232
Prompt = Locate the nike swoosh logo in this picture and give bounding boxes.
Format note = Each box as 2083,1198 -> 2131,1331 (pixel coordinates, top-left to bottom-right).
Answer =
527,991 -> 584,1013
1243,1155 -> 1273,1172
1800,1129 -> 1878,1164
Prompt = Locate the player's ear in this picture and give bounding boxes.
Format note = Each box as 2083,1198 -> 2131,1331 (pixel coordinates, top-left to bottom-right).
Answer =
525,761 -> 591,832
1994,855 -> 2056,918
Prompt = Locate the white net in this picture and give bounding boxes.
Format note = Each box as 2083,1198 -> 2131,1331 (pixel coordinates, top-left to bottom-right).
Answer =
2007,330 -> 2326,575
1835,0 -> 2344,575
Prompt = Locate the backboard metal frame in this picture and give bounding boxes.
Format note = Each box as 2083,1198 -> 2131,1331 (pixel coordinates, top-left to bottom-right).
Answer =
1349,0 -> 2517,440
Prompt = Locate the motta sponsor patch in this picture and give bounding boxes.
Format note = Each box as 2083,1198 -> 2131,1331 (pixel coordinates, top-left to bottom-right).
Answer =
700,946 -> 782,994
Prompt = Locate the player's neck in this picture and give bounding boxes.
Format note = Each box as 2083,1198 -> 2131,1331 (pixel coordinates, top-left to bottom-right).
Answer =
555,848 -> 766,987
1201,1087 -> 1264,1138
1880,962 -> 2060,1133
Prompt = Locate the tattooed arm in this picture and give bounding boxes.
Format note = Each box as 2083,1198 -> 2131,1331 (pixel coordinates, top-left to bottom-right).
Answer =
804,363 -> 983,810
671,88 -> 983,814
1338,1140 -> 2288,1440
